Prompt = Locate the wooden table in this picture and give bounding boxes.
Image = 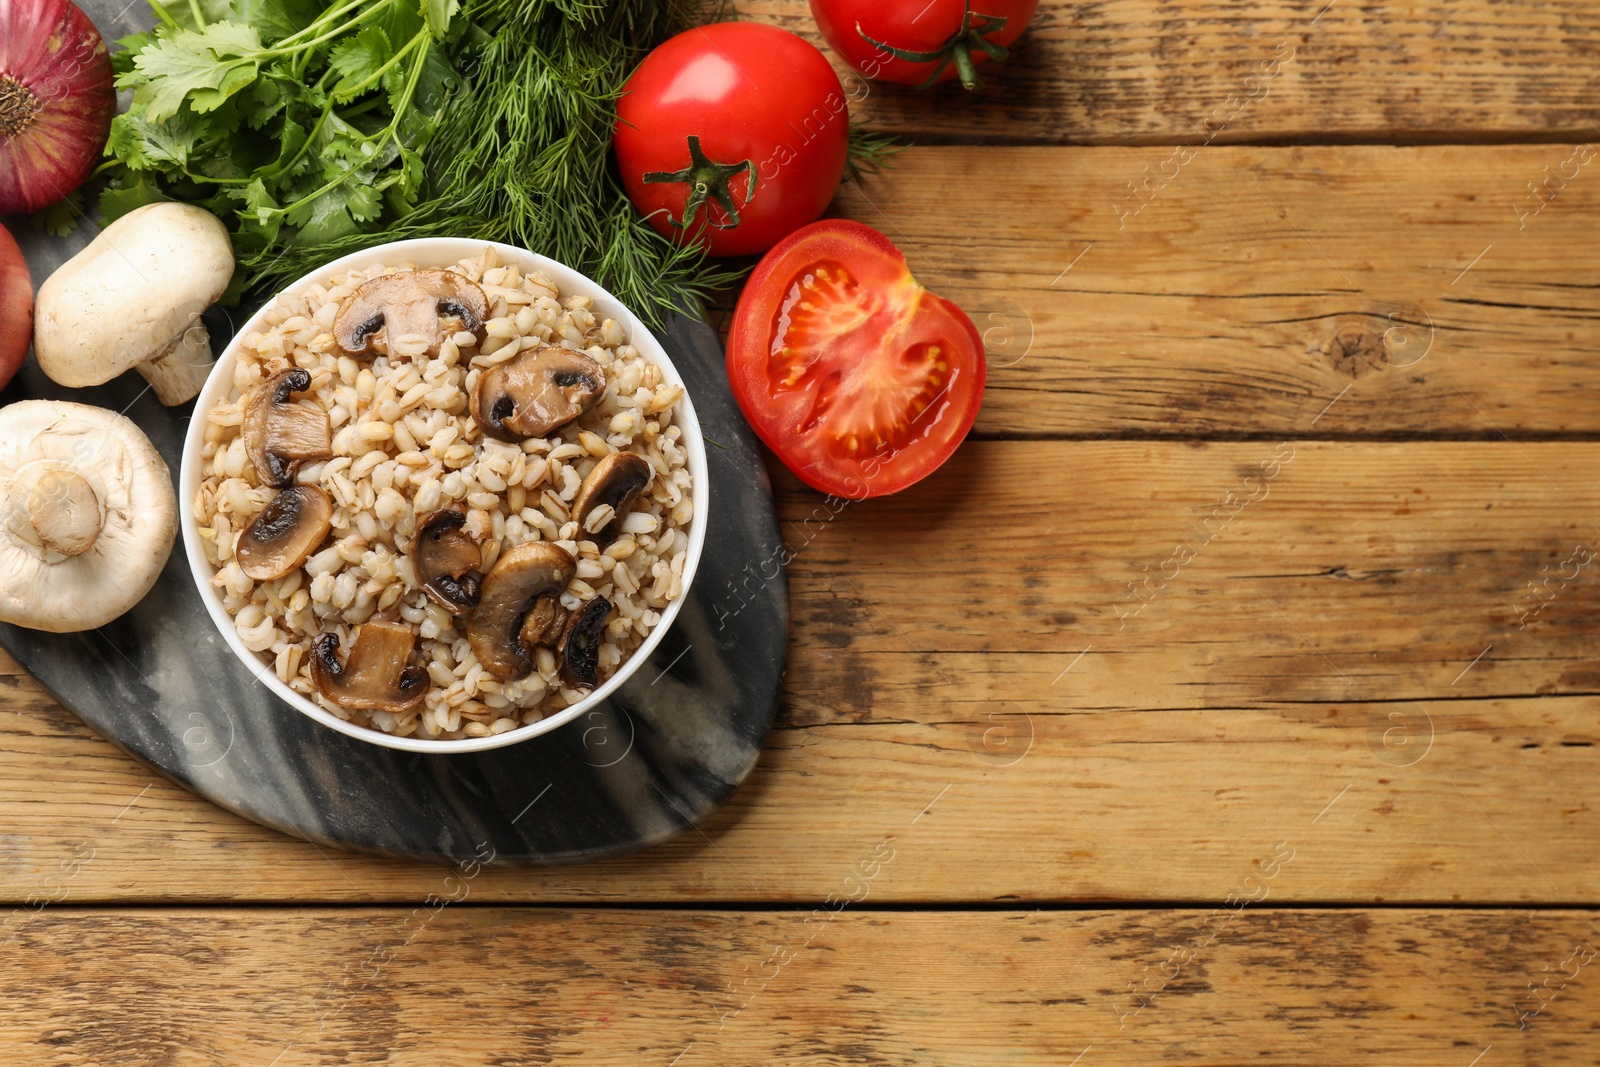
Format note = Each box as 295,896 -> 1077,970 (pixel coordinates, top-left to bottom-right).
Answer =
5,2 -> 1599,1062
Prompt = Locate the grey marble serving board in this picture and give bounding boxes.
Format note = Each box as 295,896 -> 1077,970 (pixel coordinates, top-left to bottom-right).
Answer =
0,0 -> 787,863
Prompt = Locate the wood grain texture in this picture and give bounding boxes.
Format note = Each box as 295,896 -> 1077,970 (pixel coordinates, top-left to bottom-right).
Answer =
830,145 -> 1600,437
2,443 -> 1597,903
3,907 -> 1594,1065
738,0 -> 1600,144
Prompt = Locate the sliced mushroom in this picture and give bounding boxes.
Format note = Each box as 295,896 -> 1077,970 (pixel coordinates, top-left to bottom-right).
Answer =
559,596 -> 613,690
413,509 -> 482,615
310,620 -> 428,714
519,593 -> 568,650
332,269 -> 489,358
236,486 -> 333,581
472,346 -> 604,441
465,541 -> 577,679
571,452 -> 652,543
243,369 -> 331,488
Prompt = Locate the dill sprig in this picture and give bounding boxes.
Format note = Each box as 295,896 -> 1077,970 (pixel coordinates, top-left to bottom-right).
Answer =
102,0 -> 730,325
845,124 -> 904,182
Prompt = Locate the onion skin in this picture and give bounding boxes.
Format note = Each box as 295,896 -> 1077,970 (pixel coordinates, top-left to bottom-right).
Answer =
0,221 -> 29,391
0,0 -> 115,215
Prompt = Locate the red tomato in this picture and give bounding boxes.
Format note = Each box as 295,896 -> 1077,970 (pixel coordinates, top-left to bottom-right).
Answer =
614,23 -> 850,258
727,220 -> 985,498
0,222 -> 30,392
809,0 -> 1041,89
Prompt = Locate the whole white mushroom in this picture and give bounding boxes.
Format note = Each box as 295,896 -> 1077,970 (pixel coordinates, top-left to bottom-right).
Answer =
0,401 -> 177,632
32,202 -> 234,405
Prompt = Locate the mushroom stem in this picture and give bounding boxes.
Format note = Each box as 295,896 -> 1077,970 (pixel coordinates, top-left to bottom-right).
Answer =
0,401 -> 176,634
135,326 -> 215,405
4,461 -> 105,560
27,468 -> 102,557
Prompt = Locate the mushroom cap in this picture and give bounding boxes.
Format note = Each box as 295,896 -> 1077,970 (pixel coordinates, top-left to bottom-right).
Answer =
236,486 -> 334,582
32,203 -> 233,388
472,345 -> 605,441
571,452 -> 652,543
242,369 -> 332,488
466,541 -> 577,679
413,509 -> 482,615
559,596 -> 613,690
0,401 -> 176,633
332,269 -> 489,358
310,621 -> 428,714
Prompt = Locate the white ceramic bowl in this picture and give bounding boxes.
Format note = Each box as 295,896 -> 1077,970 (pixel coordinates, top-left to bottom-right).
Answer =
180,238 -> 709,753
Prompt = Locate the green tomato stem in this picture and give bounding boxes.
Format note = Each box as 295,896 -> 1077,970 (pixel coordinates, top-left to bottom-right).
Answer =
856,0 -> 1012,91
642,135 -> 757,232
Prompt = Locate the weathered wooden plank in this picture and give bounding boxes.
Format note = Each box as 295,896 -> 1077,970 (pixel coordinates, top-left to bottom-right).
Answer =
827,145 -> 1600,436
2,907 -> 1592,1064
774,441 -> 1600,683
739,0 -> 1600,143
0,688 -> 1593,903
8,447 -> 1600,906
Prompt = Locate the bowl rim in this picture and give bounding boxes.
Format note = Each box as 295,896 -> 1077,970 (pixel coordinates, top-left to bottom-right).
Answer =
178,237 -> 710,754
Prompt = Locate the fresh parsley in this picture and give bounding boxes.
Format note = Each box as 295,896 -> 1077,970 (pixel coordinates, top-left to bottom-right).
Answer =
101,0 -> 732,323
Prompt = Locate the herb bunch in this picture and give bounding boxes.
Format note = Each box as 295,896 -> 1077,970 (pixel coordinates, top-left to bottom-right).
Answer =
103,0 -> 729,323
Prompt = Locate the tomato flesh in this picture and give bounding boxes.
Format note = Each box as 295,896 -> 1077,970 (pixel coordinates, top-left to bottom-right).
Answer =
728,221 -> 985,497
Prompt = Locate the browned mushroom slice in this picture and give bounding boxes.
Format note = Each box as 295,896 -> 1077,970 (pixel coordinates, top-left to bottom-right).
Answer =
559,597 -> 612,690
413,509 -> 482,615
471,346 -> 604,441
518,592 -> 568,650
465,541 -> 577,679
310,621 -> 428,713
243,368 -> 332,488
571,452 -> 652,543
235,486 -> 333,581
332,270 -> 489,358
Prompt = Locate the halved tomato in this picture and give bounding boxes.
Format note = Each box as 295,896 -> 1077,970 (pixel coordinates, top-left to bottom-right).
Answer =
726,220 -> 985,498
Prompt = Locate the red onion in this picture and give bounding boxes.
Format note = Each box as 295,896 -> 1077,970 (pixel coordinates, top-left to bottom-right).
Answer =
0,0 -> 115,215
0,221 -> 30,390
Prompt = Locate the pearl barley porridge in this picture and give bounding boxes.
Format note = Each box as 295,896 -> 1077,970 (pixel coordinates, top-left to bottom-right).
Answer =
192,249 -> 694,740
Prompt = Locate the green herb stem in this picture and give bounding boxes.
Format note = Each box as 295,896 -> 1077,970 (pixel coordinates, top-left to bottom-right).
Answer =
146,0 -> 180,29
265,0 -> 399,62
101,0 -> 729,328
336,28 -> 429,103
271,0 -> 390,50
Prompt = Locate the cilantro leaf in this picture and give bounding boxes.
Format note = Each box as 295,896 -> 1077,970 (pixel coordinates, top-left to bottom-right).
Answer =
123,24 -> 265,123
229,178 -> 283,251
112,33 -> 152,77
380,4 -> 426,53
30,193 -> 85,237
99,174 -> 170,222
106,111 -> 199,171
164,0 -> 237,30
328,25 -> 394,102
285,180 -> 374,243
270,115 -> 311,177
248,0 -> 324,42
410,40 -> 462,116
424,0 -> 459,41
240,74 -> 290,129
